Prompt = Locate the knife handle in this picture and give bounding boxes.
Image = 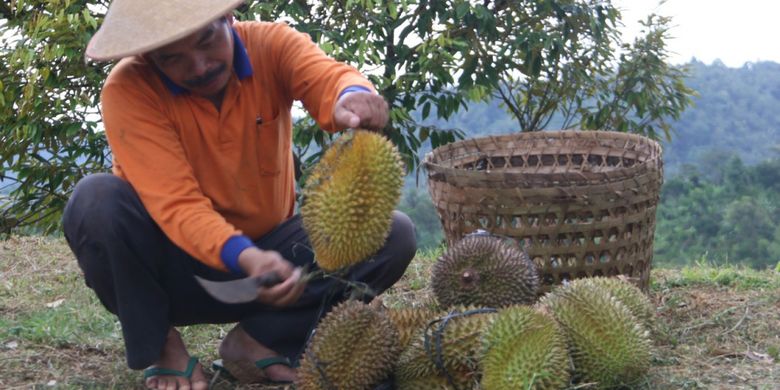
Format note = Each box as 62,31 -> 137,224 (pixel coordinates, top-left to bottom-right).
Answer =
253,271 -> 284,288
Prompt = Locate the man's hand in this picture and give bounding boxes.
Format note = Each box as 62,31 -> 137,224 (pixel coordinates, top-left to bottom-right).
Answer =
333,91 -> 389,131
237,247 -> 305,306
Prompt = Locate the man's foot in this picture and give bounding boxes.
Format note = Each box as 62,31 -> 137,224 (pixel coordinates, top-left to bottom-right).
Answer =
144,328 -> 208,390
218,324 -> 297,383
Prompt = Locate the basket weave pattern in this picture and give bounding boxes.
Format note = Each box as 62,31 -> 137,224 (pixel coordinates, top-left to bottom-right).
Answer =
424,131 -> 663,293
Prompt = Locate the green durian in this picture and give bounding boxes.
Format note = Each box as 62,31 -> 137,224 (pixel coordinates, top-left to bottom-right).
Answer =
296,300 -> 400,390
481,305 -> 570,390
568,276 -> 655,328
432,234 -> 540,308
395,370 -> 478,390
301,130 -> 404,271
539,283 -> 652,389
395,306 -> 496,389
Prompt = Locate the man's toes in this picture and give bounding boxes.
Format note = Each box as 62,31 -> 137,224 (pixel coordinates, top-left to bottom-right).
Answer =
145,377 -> 169,390
146,377 -> 163,390
191,364 -> 208,390
192,379 -> 208,390
175,376 -> 191,390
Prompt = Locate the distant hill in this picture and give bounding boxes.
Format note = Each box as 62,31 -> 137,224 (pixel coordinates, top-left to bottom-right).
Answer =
663,60 -> 780,174
417,60 -> 780,175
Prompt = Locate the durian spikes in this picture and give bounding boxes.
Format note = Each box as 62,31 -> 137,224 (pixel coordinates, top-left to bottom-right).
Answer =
395,306 -> 496,389
301,130 -> 404,271
296,300 -> 401,390
396,370 -> 478,390
568,276 -> 655,329
539,281 -> 652,388
432,234 -> 540,308
388,306 -> 442,351
481,306 -> 570,390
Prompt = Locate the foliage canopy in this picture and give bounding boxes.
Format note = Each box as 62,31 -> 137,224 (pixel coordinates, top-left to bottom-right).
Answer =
0,0 -> 692,234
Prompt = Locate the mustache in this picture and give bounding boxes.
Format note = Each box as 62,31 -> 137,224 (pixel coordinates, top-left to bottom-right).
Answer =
183,64 -> 226,88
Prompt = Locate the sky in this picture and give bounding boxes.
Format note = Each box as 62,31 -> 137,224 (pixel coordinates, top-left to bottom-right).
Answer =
615,0 -> 778,67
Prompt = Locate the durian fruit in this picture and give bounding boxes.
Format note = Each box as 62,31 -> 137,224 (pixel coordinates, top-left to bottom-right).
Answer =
296,300 -> 401,390
569,276 -> 655,328
388,307 -> 441,351
539,283 -> 652,389
301,130 -> 404,271
396,370 -> 478,390
480,306 -> 570,390
432,234 -> 540,308
395,306 -> 496,390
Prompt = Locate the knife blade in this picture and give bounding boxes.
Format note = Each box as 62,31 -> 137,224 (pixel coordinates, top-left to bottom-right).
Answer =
195,272 -> 283,304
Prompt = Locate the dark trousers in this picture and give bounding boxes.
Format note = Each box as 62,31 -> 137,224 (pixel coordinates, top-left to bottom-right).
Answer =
62,173 -> 416,370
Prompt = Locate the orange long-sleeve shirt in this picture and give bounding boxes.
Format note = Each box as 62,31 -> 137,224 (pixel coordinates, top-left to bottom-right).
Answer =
100,21 -> 374,271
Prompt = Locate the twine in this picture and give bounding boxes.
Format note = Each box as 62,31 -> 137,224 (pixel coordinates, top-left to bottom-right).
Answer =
305,346 -> 338,390
422,307 -> 498,389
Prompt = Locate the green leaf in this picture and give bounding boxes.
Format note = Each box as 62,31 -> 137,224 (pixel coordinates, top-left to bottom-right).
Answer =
387,2 -> 398,19
422,101 -> 431,119
456,2 -> 470,19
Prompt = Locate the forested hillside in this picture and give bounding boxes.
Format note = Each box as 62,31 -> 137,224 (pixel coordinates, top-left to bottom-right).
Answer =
664,60 -> 780,173
400,60 -> 780,269
655,156 -> 780,268
413,60 -> 780,172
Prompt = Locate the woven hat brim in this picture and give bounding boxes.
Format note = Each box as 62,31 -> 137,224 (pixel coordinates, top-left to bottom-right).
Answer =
86,0 -> 245,61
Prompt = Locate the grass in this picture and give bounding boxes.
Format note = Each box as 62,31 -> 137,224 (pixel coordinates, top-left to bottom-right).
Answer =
1,236 -> 779,389
647,267 -> 780,389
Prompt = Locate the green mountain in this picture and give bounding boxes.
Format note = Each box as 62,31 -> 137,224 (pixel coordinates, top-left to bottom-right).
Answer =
664,60 -> 780,173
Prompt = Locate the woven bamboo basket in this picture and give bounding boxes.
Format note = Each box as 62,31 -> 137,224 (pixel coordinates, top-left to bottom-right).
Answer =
424,130 -> 663,293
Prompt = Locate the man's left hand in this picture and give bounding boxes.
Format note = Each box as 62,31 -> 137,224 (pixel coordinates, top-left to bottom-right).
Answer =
333,91 -> 389,131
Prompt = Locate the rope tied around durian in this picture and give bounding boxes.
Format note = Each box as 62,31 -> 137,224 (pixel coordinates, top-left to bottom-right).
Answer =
305,345 -> 339,390
423,307 -> 498,389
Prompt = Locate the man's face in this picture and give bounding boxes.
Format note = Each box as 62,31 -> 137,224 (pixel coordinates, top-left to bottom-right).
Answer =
147,17 -> 234,98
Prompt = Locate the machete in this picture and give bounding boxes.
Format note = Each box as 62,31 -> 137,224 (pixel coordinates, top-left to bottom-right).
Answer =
195,272 -> 284,304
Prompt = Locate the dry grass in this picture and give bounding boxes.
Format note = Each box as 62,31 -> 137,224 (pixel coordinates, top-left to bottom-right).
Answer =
1,236 -> 778,389
645,269 -> 780,389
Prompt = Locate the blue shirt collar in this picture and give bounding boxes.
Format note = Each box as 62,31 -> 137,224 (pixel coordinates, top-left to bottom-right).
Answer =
159,27 -> 254,96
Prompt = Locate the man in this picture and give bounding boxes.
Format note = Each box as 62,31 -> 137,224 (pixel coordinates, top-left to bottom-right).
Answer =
62,0 -> 416,389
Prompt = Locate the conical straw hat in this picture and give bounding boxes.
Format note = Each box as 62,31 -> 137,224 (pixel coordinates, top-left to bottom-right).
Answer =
86,0 -> 244,61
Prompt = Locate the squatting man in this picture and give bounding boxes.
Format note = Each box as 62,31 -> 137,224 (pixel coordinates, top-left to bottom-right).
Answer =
63,0 -> 416,388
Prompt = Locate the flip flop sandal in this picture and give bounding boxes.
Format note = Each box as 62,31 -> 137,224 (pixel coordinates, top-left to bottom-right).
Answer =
212,356 -> 294,384
143,356 -> 203,382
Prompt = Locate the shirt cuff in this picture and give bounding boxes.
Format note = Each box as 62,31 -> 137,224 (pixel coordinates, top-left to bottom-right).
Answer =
338,85 -> 372,99
220,235 -> 255,275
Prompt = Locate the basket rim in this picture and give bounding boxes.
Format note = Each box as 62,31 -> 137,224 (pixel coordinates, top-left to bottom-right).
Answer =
423,130 -> 662,185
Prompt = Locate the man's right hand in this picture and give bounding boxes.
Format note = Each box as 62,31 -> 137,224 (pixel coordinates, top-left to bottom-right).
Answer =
237,247 -> 305,306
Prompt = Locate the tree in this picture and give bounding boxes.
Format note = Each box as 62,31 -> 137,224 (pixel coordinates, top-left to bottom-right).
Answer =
722,196 -> 774,268
580,15 -> 694,139
0,0 -> 693,234
0,1 -> 111,234
653,155 -> 780,269
397,185 -> 444,249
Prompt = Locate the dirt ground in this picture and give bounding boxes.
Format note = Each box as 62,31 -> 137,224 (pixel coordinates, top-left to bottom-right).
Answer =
0,236 -> 778,389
